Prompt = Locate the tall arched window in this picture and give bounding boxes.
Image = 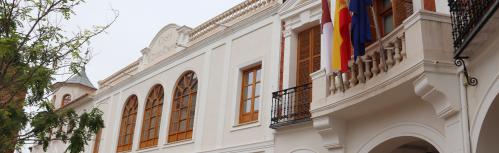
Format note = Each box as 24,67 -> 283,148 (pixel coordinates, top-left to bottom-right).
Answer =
168,71 -> 198,142
61,94 -> 71,107
139,85 -> 164,148
117,95 -> 138,152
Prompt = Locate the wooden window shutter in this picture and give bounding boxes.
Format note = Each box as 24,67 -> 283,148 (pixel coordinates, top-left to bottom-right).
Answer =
424,0 -> 436,12
393,0 -> 414,27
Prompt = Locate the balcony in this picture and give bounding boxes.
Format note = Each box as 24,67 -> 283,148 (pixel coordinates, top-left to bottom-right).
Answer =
448,0 -> 499,57
310,10 -> 456,118
270,83 -> 312,129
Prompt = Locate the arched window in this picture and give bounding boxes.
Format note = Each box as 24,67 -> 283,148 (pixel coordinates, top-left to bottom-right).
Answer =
168,71 -> 198,142
61,94 -> 71,106
117,95 -> 138,152
139,85 -> 164,148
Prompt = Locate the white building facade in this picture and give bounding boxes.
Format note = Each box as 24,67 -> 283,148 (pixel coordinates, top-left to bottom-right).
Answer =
32,0 -> 499,153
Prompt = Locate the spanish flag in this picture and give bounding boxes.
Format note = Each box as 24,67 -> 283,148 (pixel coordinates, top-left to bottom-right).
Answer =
330,0 -> 351,72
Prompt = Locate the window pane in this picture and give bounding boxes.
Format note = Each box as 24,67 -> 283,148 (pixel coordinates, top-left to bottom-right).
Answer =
244,86 -> 252,99
150,117 -> 156,128
383,14 -> 394,34
149,129 -> 155,138
144,111 -> 150,121
180,109 -> 187,120
255,83 -> 261,96
256,69 -> 261,82
244,100 -> 252,113
182,96 -> 189,107
191,80 -> 198,89
246,72 -> 253,85
190,108 -> 195,118
179,120 -> 186,131
191,94 -> 197,103
383,0 -> 391,8
174,99 -> 180,109
142,130 -> 147,140
170,123 -> 178,133
175,89 -> 182,98
124,135 -> 129,144
143,120 -> 149,130
127,125 -> 132,134
171,111 -> 178,122
189,119 -> 194,129
151,107 -> 157,116
254,97 -> 260,111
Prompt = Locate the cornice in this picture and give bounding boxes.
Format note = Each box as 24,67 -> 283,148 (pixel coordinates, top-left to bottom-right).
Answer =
198,140 -> 274,153
92,5 -> 279,100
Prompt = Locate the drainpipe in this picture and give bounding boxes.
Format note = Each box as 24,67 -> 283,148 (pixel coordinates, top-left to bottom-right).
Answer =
459,72 -> 472,153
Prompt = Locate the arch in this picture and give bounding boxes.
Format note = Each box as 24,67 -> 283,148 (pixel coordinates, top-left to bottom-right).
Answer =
167,71 -> 198,143
471,78 -> 499,152
289,148 -> 317,153
368,136 -> 439,153
357,122 -> 445,153
116,95 -> 139,152
475,94 -> 499,153
139,84 -> 164,148
61,94 -> 71,107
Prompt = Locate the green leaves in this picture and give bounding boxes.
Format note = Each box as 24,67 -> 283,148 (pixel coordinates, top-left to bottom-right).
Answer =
0,0 -> 115,152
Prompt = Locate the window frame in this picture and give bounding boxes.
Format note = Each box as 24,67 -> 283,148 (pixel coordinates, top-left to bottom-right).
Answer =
61,94 -> 71,107
239,65 -> 262,124
139,85 -> 164,149
376,0 -> 394,36
117,95 -> 138,152
167,71 -> 198,143
93,129 -> 102,153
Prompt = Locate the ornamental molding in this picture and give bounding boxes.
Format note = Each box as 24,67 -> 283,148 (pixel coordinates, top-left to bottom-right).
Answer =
140,24 -> 192,70
279,0 -> 320,19
280,0 -> 321,31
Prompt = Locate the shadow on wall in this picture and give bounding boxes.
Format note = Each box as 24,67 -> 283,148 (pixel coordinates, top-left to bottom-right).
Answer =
369,136 -> 439,153
476,94 -> 499,153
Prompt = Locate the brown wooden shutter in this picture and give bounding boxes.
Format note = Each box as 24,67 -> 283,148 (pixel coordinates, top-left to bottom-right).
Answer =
424,0 -> 436,12
296,25 -> 321,86
393,0 -> 415,27
295,26 -> 320,119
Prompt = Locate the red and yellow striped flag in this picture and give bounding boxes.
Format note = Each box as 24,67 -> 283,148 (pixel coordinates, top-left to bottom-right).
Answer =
332,0 -> 351,72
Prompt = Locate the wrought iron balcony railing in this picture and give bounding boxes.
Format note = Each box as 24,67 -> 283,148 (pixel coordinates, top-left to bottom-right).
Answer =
448,0 -> 499,56
270,83 -> 312,129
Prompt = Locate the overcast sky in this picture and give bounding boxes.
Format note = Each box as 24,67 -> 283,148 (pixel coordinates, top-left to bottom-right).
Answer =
21,1 -> 245,152
63,0 -> 245,87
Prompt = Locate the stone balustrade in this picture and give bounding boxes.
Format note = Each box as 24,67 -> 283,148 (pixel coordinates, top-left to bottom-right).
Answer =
329,26 -> 406,95
189,0 -> 278,42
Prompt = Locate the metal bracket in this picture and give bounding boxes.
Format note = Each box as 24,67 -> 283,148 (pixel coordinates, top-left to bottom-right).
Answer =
454,57 -> 478,86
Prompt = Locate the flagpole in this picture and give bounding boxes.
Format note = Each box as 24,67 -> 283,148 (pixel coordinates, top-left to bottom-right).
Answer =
370,6 -> 388,72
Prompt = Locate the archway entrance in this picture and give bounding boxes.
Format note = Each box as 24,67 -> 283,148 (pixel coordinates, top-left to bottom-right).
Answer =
477,94 -> 499,153
369,136 -> 439,153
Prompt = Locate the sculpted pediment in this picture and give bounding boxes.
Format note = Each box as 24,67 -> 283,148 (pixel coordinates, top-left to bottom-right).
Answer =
140,24 -> 192,69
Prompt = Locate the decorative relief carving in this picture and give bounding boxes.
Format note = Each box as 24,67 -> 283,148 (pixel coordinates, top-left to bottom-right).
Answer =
151,28 -> 178,54
140,24 -> 186,69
